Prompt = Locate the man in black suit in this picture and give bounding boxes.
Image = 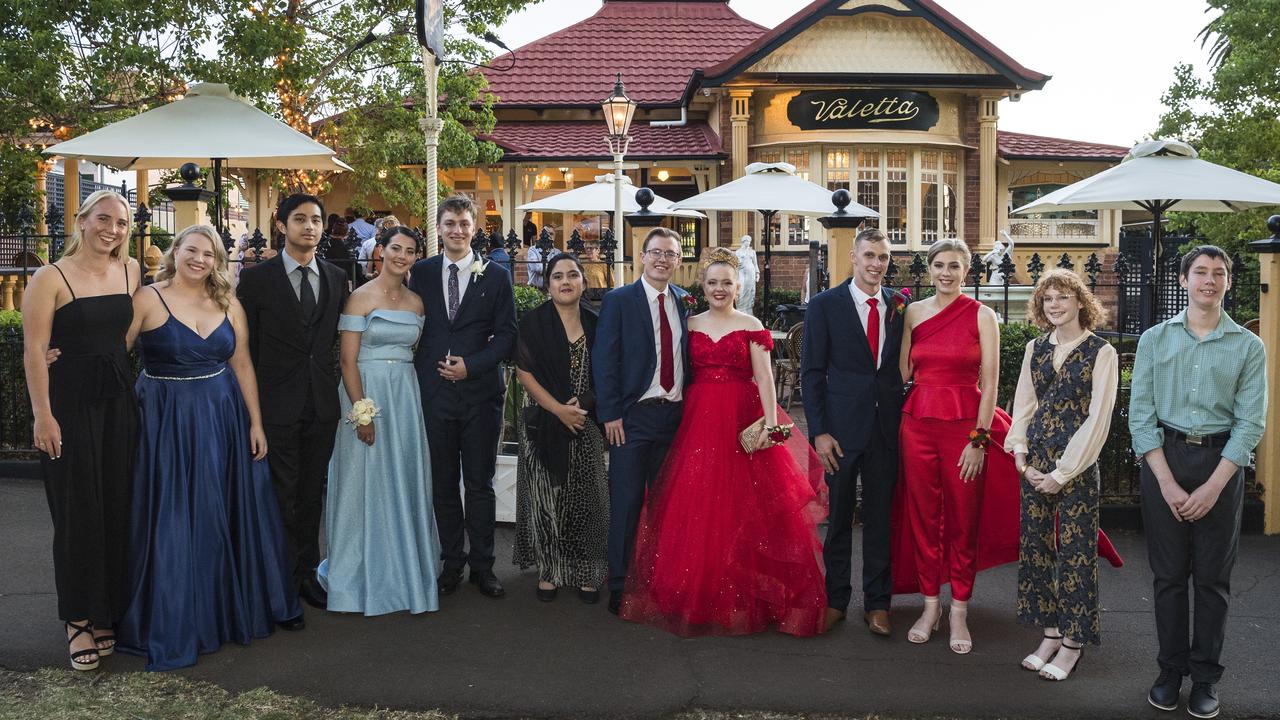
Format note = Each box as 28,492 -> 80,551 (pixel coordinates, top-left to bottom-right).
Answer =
237,193 -> 350,622
593,227 -> 690,615
408,195 -> 517,598
801,227 -> 907,636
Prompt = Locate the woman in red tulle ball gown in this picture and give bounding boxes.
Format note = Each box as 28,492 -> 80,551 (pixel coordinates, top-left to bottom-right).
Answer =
619,248 -> 829,637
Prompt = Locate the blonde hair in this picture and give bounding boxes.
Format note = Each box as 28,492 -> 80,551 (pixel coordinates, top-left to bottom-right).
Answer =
1027,268 -> 1107,331
926,238 -> 971,267
156,224 -> 234,311
375,215 -> 402,232
63,190 -> 131,263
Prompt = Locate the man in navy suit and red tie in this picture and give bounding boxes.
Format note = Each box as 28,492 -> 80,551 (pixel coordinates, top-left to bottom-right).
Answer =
593,227 -> 691,615
801,227 -> 908,636
408,195 -> 517,599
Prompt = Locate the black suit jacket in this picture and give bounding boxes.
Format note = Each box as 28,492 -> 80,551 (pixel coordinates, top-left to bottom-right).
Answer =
408,253 -> 517,405
237,254 -> 349,425
800,280 -> 907,452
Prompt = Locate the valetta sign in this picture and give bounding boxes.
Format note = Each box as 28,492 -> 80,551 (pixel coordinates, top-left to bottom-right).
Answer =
787,89 -> 940,131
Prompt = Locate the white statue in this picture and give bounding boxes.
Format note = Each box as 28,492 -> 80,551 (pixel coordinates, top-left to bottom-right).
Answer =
983,231 -> 1017,285
734,235 -> 760,313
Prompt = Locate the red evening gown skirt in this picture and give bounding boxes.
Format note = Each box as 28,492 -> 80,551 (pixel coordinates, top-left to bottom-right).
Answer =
620,329 -> 828,637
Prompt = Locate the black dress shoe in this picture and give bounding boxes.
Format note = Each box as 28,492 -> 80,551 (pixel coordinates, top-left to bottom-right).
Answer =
608,592 -> 622,615
536,586 -> 558,602
299,577 -> 328,609
276,612 -> 306,631
1188,682 -> 1219,719
469,569 -> 505,598
578,588 -> 600,605
1148,668 -> 1183,712
437,569 -> 463,596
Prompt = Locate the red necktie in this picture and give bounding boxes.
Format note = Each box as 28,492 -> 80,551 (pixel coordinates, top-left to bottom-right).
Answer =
658,292 -> 674,392
866,297 -> 879,367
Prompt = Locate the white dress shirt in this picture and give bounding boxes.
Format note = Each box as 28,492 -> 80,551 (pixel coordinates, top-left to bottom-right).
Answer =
280,249 -> 321,302
442,251 -> 475,310
639,276 -> 685,402
848,281 -> 886,369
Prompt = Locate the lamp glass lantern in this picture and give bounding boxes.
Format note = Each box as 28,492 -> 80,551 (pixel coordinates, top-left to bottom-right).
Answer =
602,74 -> 636,138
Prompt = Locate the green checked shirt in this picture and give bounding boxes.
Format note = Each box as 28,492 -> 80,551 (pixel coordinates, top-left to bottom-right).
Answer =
1129,309 -> 1268,468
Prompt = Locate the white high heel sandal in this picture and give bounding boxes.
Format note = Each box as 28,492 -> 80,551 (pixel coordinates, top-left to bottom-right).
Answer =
908,596 -> 941,644
1022,632 -> 1063,671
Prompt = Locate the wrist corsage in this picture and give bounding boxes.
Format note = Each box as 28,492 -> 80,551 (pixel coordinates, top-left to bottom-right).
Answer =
347,398 -> 380,428
767,423 -> 794,444
968,427 -> 992,450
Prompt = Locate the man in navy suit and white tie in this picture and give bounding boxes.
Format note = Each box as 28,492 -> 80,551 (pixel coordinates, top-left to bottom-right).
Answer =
802,227 -> 907,636
408,195 -> 517,599
593,227 -> 691,615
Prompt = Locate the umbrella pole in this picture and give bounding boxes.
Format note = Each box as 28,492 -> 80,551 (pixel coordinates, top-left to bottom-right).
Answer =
212,158 -> 224,234
761,210 -> 776,324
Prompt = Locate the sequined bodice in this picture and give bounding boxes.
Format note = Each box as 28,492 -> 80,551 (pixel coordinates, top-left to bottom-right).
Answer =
689,329 -> 773,384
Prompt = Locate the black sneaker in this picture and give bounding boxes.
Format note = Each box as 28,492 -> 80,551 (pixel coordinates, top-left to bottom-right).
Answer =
1148,668 -> 1183,712
1187,682 -> 1219,719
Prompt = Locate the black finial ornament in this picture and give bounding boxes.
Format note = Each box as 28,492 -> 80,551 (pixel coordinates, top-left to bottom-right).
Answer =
627,187 -> 663,228
179,163 -> 201,186
817,188 -> 860,229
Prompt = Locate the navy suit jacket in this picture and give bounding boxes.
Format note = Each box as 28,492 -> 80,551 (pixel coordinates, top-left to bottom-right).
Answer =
593,279 -> 691,424
408,253 -> 517,406
800,280 -> 907,453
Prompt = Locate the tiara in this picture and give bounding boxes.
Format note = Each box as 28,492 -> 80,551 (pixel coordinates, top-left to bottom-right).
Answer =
700,246 -> 740,271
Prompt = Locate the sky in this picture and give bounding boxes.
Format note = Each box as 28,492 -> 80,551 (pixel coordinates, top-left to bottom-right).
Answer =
491,0 -> 1219,148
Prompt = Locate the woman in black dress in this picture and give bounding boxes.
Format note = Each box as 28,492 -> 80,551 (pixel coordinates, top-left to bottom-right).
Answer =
22,189 -> 141,670
513,253 -> 608,603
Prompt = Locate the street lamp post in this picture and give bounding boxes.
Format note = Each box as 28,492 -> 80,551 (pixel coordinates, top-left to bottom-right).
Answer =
602,74 -> 636,284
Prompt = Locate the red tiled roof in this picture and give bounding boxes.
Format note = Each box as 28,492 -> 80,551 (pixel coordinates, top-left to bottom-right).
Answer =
997,131 -> 1129,160
481,0 -> 765,106
485,121 -> 724,160
702,0 -> 1049,89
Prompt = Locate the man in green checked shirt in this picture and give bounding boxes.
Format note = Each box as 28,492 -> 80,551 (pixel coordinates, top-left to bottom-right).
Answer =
1129,246 -> 1267,720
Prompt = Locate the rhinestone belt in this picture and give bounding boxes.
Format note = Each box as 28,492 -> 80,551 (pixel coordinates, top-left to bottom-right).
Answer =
143,367 -> 226,381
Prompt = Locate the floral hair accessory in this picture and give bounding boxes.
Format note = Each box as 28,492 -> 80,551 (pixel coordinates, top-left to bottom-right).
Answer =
968,427 -> 992,449
346,398 -> 380,428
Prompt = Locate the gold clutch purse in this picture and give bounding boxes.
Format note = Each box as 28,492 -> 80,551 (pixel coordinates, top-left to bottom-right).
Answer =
738,417 -> 767,454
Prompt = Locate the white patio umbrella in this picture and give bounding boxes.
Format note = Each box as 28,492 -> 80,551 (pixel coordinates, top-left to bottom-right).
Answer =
43,82 -> 352,228
671,162 -> 878,315
1013,139 -> 1280,270
517,174 -> 705,218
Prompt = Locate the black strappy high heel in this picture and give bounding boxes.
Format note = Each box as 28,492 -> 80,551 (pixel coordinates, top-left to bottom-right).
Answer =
65,621 -> 100,671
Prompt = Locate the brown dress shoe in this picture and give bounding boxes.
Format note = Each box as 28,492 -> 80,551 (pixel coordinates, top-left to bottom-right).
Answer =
823,608 -> 847,632
864,609 -> 892,636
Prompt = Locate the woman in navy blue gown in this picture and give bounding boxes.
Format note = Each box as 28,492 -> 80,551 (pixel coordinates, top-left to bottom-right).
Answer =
117,225 -> 300,671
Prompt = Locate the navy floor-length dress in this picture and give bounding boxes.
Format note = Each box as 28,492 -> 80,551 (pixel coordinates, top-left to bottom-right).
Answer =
118,296 -> 300,671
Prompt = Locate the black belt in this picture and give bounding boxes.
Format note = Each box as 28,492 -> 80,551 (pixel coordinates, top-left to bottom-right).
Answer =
635,397 -> 677,407
1161,423 -> 1231,448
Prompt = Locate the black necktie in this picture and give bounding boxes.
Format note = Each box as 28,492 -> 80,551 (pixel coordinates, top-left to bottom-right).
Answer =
447,263 -> 460,321
298,266 -> 316,320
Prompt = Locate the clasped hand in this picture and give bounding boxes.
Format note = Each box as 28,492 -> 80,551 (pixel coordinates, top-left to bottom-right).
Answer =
1159,477 -> 1223,523
555,397 -> 588,434
437,354 -> 468,381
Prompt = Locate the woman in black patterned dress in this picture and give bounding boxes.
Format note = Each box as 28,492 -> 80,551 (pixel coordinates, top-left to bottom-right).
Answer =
1005,269 -> 1118,681
513,253 -> 608,603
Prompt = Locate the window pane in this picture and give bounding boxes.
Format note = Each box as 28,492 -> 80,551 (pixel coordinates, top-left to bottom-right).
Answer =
787,147 -> 811,245
856,149 -> 880,231
921,151 -> 939,245
886,149 -> 907,245
826,147 -> 850,191
942,151 -> 959,239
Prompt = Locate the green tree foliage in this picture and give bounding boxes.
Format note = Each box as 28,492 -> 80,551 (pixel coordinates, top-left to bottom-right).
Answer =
1,0 -> 537,221
1156,0 -> 1280,260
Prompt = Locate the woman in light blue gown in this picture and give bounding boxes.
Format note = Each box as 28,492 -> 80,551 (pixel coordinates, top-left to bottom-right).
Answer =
317,226 -> 441,615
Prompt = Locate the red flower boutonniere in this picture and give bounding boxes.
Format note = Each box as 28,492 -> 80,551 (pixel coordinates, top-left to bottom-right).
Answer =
890,288 -> 910,318
683,294 -> 697,310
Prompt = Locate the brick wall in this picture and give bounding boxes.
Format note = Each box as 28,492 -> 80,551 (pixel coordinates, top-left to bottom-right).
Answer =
761,253 -> 811,294
962,95 -> 980,248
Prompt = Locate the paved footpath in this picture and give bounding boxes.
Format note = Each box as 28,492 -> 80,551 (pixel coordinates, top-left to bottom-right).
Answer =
2,476 -> 1278,719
